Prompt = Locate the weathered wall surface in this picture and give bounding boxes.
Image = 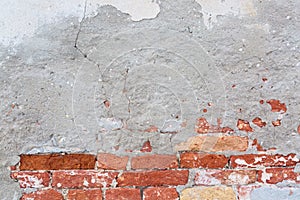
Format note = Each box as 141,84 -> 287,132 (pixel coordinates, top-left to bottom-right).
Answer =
1,0 -> 300,199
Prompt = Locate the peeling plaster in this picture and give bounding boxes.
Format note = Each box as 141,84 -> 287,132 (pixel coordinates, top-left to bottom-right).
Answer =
195,0 -> 257,28
0,0 -> 160,46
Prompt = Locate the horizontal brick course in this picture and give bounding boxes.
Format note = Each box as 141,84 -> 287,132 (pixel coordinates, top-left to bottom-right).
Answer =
180,153 -> 228,168
131,154 -> 178,169
52,170 -> 118,188
117,170 -> 189,186
20,154 -> 96,170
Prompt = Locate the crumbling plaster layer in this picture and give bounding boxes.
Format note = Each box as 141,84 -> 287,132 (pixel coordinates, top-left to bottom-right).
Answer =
0,0 -> 299,199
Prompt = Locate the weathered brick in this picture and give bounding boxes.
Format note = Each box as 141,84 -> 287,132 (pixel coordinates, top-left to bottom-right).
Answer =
258,168 -> 300,184
143,187 -> 178,200
20,189 -> 63,200
267,99 -> 287,113
237,119 -> 253,132
10,171 -> 50,188
194,169 -> 256,185
175,136 -> 248,152
131,154 -> 178,170
106,188 -> 141,200
180,186 -> 236,200
195,117 -> 234,134
180,153 -> 228,168
117,170 -> 189,186
230,154 -> 299,168
252,117 -> 267,128
67,189 -> 102,200
20,154 -> 96,170
97,153 -> 128,170
52,170 -> 118,188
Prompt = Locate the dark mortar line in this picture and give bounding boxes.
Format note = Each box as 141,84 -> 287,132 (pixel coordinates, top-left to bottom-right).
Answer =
74,0 -> 87,49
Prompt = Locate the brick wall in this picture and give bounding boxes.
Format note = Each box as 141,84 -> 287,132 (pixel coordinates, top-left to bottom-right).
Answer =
11,147 -> 300,199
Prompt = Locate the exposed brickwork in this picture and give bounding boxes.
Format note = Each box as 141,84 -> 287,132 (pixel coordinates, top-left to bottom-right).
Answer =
180,153 -> 228,168
131,154 -> 178,169
11,146 -> 300,199
20,154 -> 96,170
143,187 -> 179,200
106,188 -> 141,200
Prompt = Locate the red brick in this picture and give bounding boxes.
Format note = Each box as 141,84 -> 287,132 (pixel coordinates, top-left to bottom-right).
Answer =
143,187 -> 178,200
140,140 -> 152,152
10,171 -> 50,188
20,154 -> 96,170
67,189 -> 102,200
176,136 -> 249,152
258,168 -> 300,184
195,118 -> 234,134
20,189 -> 63,200
117,170 -> 189,186
131,154 -> 178,170
252,117 -> 267,128
180,153 -> 228,169
230,154 -> 299,168
97,153 -> 128,170
52,170 -> 118,188
267,99 -> 287,113
106,188 -> 141,200
194,169 -> 256,185
237,119 -> 253,132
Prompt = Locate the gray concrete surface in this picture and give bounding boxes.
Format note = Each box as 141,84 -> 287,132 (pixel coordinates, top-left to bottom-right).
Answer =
0,0 -> 299,199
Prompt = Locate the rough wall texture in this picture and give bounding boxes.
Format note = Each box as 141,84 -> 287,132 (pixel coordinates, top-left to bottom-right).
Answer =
1,0 -> 300,199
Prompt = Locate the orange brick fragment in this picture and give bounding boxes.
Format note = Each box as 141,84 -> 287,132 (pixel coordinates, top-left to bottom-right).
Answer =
237,119 -> 253,132
267,99 -> 287,113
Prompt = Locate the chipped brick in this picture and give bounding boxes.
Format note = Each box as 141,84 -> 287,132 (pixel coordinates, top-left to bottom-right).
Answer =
195,118 -> 234,134
267,99 -> 287,113
237,119 -> 253,132
140,140 -> 152,152
252,117 -> 266,128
